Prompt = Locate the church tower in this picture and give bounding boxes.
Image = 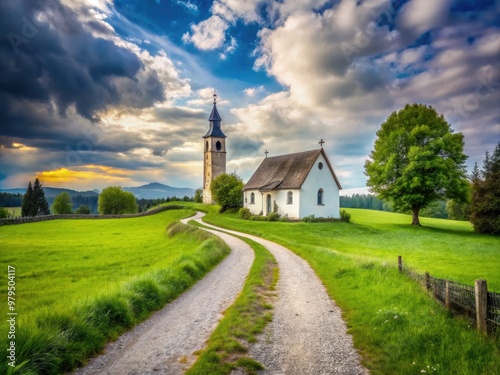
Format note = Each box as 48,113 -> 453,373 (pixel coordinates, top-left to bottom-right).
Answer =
203,92 -> 226,204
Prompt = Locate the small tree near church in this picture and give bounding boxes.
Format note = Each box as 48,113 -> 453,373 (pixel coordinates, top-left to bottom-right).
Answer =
210,172 -> 244,212
364,104 -> 468,226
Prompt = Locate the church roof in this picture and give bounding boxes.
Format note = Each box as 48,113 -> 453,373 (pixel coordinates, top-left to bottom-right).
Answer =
243,148 -> 342,191
203,102 -> 226,138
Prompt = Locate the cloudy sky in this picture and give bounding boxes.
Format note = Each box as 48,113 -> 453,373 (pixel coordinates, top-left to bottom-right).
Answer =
0,0 -> 499,193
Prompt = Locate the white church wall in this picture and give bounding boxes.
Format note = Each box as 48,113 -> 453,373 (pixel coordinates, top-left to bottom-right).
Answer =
244,190 -> 264,215
299,153 -> 340,219
273,189 -> 300,219
244,189 -> 300,218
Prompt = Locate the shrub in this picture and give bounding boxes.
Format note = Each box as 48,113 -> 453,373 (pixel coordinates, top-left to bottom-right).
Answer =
239,207 -> 252,220
75,205 -> 91,214
0,207 -> 8,218
340,210 -> 351,223
267,212 -> 281,222
303,215 -> 318,223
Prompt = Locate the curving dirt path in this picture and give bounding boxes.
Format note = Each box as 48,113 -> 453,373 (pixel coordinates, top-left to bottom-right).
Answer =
72,214 -> 254,375
195,215 -> 369,375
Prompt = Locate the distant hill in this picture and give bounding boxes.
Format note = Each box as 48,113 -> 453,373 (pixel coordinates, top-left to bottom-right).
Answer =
0,187 -> 98,198
123,183 -> 195,199
0,183 -> 194,200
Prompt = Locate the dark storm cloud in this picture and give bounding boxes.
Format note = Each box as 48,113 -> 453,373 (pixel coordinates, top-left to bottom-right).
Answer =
0,0 -> 165,139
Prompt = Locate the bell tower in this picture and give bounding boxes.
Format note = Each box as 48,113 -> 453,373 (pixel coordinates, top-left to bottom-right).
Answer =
203,92 -> 226,204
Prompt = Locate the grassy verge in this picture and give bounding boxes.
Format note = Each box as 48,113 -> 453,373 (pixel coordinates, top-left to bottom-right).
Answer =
1,215 -> 230,375
186,221 -> 278,375
199,206 -> 500,375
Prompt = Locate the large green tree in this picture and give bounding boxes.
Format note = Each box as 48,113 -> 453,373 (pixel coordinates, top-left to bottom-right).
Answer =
210,172 -> 244,212
364,104 -> 468,225
52,192 -> 73,214
98,186 -> 138,215
470,143 -> 500,234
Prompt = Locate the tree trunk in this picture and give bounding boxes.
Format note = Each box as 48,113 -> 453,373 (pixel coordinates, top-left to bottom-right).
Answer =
411,206 -> 421,226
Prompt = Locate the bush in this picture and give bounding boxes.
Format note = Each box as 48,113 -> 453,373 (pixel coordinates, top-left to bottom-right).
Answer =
239,207 -> 252,220
340,210 -> 351,223
303,215 -> 318,223
267,212 -> 281,222
75,205 -> 91,214
0,207 -> 8,218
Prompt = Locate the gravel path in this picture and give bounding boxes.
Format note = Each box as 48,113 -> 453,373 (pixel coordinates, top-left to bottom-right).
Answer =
196,215 -> 369,375
72,213 -> 254,375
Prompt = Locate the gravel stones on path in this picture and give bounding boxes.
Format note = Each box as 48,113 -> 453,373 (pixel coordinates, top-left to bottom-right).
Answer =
198,217 -> 369,375
72,213 -> 254,375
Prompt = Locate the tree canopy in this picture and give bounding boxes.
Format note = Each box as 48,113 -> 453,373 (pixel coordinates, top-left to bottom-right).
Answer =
98,186 -> 138,215
470,143 -> 500,234
210,172 -> 244,212
52,192 -> 73,214
364,103 -> 468,225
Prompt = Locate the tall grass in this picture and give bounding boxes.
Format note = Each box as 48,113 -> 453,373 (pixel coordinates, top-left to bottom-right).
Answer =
200,206 -> 500,375
1,217 -> 230,375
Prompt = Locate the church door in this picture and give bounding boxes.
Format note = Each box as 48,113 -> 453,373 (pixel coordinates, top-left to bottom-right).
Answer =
266,194 -> 272,216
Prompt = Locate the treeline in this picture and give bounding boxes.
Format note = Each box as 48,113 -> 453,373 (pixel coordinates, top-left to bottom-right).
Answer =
340,194 -> 391,212
1,189 -> 195,217
0,192 -> 22,207
340,194 -> 471,221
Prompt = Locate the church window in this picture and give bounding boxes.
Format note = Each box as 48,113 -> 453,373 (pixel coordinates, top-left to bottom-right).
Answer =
317,189 -> 324,205
318,162 -> 323,170
287,191 -> 293,205
205,141 -> 209,151
250,192 -> 255,204
216,141 -> 222,151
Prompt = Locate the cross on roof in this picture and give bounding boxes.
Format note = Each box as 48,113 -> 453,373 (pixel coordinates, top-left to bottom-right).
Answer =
319,139 -> 325,148
213,90 -> 217,104
265,150 -> 269,158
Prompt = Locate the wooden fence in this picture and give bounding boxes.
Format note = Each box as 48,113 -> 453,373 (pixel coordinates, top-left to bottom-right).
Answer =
0,205 -> 184,226
398,256 -> 500,336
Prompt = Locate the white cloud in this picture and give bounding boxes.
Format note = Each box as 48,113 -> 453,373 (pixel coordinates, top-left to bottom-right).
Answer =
396,0 -> 452,39
187,87 -> 231,107
176,0 -> 198,13
182,15 -> 229,50
243,86 -> 265,96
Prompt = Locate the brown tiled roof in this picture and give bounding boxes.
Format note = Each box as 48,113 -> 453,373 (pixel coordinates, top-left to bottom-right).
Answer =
243,149 -> 342,191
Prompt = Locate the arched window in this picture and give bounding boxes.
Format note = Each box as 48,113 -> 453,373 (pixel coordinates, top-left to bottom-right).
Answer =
205,141 -> 209,151
250,192 -> 255,204
287,191 -> 293,205
317,189 -> 324,205
216,141 -> 222,151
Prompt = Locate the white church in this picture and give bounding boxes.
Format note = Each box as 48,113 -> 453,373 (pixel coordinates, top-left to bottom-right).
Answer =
202,94 -> 342,219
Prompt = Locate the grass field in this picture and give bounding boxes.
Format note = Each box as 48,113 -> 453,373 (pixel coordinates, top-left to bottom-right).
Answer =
199,206 -> 500,375
0,208 -> 230,374
2,207 -> 21,217
203,208 -> 500,291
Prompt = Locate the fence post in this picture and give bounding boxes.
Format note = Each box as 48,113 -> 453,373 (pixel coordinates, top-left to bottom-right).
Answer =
445,280 -> 450,310
475,279 -> 488,334
398,256 -> 402,273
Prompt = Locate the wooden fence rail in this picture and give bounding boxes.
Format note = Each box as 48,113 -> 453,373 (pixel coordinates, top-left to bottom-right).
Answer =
399,256 -> 500,336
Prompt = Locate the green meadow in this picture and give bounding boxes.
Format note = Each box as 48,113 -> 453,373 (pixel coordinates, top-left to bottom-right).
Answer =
2,207 -> 21,218
203,207 -> 500,291
0,208 -> 230,374
200,206 -> 500,375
